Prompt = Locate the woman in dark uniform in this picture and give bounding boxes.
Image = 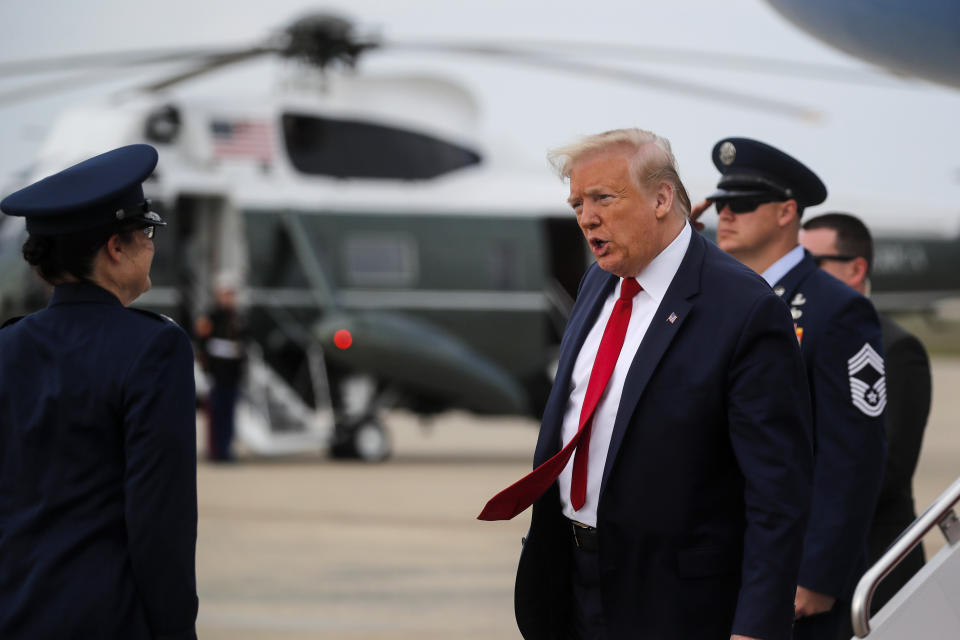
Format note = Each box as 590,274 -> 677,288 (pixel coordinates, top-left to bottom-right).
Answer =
0,145 -> 198,639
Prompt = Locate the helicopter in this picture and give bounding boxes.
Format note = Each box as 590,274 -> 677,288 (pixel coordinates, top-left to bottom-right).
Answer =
0,14 -> 621,461
1,10 -> 959,460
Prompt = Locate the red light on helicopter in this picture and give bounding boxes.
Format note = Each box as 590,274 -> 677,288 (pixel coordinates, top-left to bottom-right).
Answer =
334,329 -> 353,350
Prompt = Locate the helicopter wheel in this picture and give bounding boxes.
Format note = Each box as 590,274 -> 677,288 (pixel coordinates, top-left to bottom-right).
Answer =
329,416 -> 391,462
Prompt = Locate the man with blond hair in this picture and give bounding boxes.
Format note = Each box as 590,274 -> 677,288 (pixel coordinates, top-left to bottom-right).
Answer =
479,129 -> 814,639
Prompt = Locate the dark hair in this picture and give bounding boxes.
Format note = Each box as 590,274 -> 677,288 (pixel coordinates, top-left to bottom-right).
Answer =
802,212 -> 874,276
22,223 -> 139,284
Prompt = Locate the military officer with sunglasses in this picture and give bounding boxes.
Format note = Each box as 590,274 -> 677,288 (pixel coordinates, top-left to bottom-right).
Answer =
0,145 -> 198,639
691,138 -> 887,640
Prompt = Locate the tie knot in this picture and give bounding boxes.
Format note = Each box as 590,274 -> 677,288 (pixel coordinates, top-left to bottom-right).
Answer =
620,277 -> 643,300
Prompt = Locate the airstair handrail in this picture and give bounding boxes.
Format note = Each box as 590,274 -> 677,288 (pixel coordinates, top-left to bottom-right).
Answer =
851,474 -> 960,637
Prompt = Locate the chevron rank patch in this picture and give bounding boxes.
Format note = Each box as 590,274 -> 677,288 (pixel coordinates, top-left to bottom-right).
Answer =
847,343 -> 886,417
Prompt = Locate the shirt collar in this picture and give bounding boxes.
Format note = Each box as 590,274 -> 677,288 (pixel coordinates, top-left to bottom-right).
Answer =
49,281 -> 123,307
628,221 -> 691,305
761,244 -> 805,287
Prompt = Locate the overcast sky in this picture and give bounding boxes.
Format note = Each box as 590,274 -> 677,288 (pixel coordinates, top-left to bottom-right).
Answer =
2,0 -> 959,234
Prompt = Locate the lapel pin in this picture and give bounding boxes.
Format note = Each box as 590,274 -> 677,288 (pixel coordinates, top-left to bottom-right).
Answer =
774,286 -> 786,297
791,293 -> 807,306
667,312 -> 678,324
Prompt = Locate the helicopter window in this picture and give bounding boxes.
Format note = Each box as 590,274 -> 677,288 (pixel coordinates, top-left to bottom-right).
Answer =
281,114 -> 481,179
344,234 -> 418,286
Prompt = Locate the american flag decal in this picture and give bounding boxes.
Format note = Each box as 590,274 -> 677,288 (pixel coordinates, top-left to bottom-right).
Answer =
210,119 -> 274,161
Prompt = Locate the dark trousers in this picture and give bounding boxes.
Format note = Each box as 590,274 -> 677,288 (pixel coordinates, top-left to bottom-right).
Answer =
209,384 -> 238,461
569,525 -> 607,640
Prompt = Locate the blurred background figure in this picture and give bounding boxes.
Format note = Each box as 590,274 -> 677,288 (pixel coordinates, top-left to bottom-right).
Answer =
800,212 -> 932,623
195,271 -> 248,462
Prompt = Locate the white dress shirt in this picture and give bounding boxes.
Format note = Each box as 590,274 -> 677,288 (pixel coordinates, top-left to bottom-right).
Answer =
761,244 -> 804,287
558,222 -> 692,526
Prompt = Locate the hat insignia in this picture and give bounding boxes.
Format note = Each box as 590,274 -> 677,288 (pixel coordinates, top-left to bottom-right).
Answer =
719,141 -> 737,165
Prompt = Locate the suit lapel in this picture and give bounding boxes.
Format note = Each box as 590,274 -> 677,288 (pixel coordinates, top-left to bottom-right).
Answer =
599,232 -> 705,495
536,267 -> 617,462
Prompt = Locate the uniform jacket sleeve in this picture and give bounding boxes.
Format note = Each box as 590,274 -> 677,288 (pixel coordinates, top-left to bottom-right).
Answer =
876,328 -> 930,521
123,323 -> 199,640
798,296 -> 886,598
728,292 -> 814,639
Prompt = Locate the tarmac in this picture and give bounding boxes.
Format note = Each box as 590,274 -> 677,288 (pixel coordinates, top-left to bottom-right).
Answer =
195,357 -> 960,639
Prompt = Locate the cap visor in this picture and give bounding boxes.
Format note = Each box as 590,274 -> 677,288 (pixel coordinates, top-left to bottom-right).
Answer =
706,188 -> 782,200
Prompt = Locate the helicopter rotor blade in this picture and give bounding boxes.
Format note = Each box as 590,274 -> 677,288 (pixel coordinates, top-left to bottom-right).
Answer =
385,41 -> 821,121
0,11 -> 896,119
136,47 -> 277,92
0,34 -> 895,87
387,39 -> 901,87
0,48 -> 278,108
0,46 -> 249,78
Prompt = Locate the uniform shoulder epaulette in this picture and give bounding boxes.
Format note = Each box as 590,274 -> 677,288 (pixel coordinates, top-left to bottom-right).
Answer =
1,316 -> 24,329
129,307 -> 178,326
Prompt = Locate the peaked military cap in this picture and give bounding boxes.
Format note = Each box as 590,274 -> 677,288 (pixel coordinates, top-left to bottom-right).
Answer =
707,137 -> 827,211
0,144 -> 166,236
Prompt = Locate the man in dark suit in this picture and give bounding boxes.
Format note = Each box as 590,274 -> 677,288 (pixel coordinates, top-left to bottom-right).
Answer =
479,129 -> 814,639
800,212 -> 931,618
693,139 -> 887,640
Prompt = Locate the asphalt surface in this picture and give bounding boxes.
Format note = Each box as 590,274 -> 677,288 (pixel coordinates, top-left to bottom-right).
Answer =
195,357 -> 960,639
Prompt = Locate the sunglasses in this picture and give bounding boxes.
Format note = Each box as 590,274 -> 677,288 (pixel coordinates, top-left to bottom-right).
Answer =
712,197 -> 783,214
812,254 -> 857,267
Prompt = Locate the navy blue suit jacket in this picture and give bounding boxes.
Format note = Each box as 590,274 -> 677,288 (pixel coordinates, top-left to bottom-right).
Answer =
515,230 -> 814,640
0,283 -> 198,640
773,253 -> 886,603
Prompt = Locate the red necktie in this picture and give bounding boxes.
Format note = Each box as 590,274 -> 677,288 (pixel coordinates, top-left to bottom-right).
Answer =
478,278 -> 643,521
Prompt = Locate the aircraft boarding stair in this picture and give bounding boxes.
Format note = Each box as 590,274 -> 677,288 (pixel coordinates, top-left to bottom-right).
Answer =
851,475 -> 960,638
234,343 -> 334,455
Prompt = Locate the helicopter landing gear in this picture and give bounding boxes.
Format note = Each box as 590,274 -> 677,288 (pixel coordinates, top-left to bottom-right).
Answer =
330,415 -> 391,462
328,375 -> 396,462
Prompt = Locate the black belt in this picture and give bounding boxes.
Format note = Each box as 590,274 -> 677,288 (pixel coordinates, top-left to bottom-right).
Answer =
570,520 -> 599,552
